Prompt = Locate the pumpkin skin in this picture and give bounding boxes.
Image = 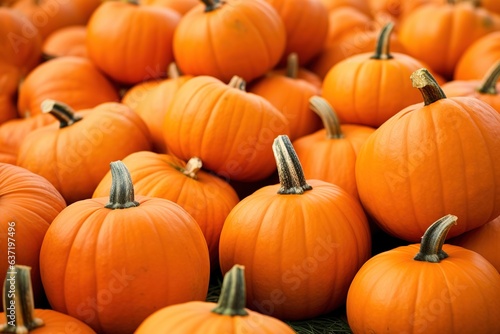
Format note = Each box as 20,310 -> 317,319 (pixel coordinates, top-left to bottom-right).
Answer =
0,62 -> 21,125
17,101 -> 152,204
40,161 -> 210,334
355,68 -> 500,242
86,1 -> 181,85
17,56 -> 120,118
172,0 -> 286,83
219,135 -> 371,320
42,25 -> 88,59
141,0 -> 198,15
346,215 -> 500,334
0,163 -> 66,311
454,31 -> 500,80
398,1 -> 500,80
93,152 -> 240,269
449,215 -> 500,273
163,75 -> 290,182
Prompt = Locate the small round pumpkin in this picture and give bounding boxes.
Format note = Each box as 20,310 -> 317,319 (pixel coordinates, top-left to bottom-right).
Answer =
346,214 -> 500,333
40,161 -> 210,334
454,31 -> 500,80
135,265 -> 296,333
42,25 -> 88,60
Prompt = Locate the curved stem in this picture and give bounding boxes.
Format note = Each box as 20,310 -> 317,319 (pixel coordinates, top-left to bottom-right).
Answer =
182,157 -> 202,179
202,0 -> 222,12
285,53 -> 299,79
0,265 -> 44,333
477,60 -> 500,94
211,265 -> 248,316
414,214 -> 458,263
370,22 -> 394,60
410,68 -> 447,106
105,161 -> 140,209
228,76 -> 246,91
41,99 -> 82,128
309,96 -> 343,139
273,135 -> 312,195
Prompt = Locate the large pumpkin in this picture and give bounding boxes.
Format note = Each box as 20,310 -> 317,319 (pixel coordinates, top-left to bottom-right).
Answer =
346,214 -> 500,333
163,75 -> 290,182
172,0 -> 286,83
219,135 -> 371,320
40,161 -> 210,334
356,68 -> 500,242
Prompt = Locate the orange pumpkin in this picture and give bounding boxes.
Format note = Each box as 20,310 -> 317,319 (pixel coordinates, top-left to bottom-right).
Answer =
17,56 -> 120,118
0,265 -> 96,333
93,152 -> 240,269
355,68 -> 500,242
0,163 -> 66,310
219,135 -> 371,320
86,1 -> 181,85
0,62 -> 21,125
292,96 -> 375,199
17,100 -> 152,204
135,265 -> 296,333
323,6 -> 373,48
454,31 -> 500,80
172,0 -> 286,83
141,0 -> 198,15
319,0 -> 372,16
163,75 -> 290,182
42,25 -> 88,60
347,214 -> 500,333
40,161 -> 210,334
398,0 -> 500,80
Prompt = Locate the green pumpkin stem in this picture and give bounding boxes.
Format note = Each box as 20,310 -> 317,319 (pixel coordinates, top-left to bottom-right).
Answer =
285,53 -> 299,79
309,96 -> 344,139
0,265 -> 44,333
41,99 -> 82,128
201,0 -> 222,12
273,135 -> 313,195
211,265 -> 248,316
228,76 -> 246,91
410,68 -> 447,106
414,214 -> 458,263
370,22 -> 395,60
477,60 -> 500,94
105,161 -> 140,209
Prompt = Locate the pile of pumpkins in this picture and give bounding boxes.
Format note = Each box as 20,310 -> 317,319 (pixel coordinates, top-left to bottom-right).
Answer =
1,0 -> 500,333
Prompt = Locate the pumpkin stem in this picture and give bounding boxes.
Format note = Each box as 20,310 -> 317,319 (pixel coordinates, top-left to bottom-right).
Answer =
410,68 -> 447,106
167,62 -> 181,79
41,99 -> 82,128
414,214 -> 458,263
273,135 -> 313,195
285,53 -> 299,79
122,0 -> 139,4
228,76 -> 246,91
105,161 -> 140,209
309,96 -> 344,139
201,0 -> 222,12
211,265 -> 248,316
477,60 -> 500,94
0,265 -> 45,333
182,157 -> 203,179
370,22 -> 395,60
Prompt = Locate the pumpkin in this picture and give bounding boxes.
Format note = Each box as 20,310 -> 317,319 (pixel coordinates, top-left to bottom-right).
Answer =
163,75 -> 290,182
355,68 -> 500,242
346,214 -> 500,333
321,23 -> 430,127
449,215 -> 500,273
454,31 -> 500,80
141,0 -> 198,15
442,60 -> 500,112
319,0 -> 372,16
93,152 -> 240,269
17,56 -> 120,118
249,53 -> 322,141
172,0 -> 286,83
398,0 -> 500,80
0,62 -> 21,125
292,96 -> 375,199
42,25 -> 88,60
0,7 -> 42,75
269,53 -> 323,89
219,135 -> 371,320
0,163 -> 66,311
264,0 -> 329,66
323,6 -> 373,48
86,0 -> 181,85
135,265 -> 296,333
0,265 -> 97,333
17,100 -> 152,204
40,161 -> 210,334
